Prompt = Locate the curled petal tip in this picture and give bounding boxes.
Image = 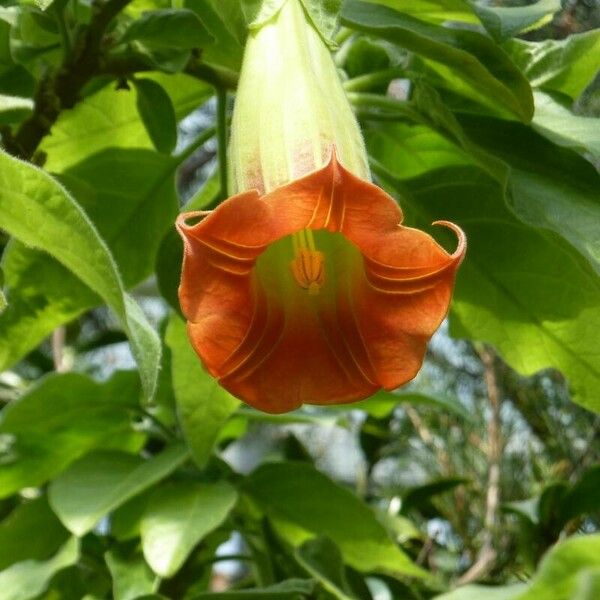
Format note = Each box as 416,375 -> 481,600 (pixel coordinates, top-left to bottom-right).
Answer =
432,220 -> 467,263
176,211 -> 209,235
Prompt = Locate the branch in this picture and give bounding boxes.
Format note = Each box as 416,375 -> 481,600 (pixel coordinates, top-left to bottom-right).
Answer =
457,345 -> 503,585
5,0 -> 132,160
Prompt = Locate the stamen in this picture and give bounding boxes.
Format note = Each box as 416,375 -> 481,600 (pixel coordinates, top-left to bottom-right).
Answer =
290,229 -> 325,294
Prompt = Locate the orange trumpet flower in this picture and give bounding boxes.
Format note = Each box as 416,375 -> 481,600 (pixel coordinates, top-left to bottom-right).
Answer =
176,0 -> 465,413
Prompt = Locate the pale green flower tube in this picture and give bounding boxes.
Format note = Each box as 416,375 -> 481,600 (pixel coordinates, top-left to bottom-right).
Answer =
228,0 -> 370,195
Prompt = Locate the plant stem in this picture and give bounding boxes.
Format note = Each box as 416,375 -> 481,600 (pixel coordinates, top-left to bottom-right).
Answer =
216,87 -> 229,200
344,67 -> 406,92
6,0 -> 133,160
176,126 -> 217,163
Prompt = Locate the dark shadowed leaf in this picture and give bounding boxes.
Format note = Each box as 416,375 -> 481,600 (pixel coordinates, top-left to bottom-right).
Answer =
0,497 -> 69,571
473,0 -> 561,41
0,537 -> 79,600
245,462 -> 425,578
120,9 -> 214,49
134,78 -> 177,154
105,547 -> 158,600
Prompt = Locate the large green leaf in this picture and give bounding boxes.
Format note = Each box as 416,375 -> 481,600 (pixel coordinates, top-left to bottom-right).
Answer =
516,535 -> 600,600
165,314 -> 240,469
48,444 -> 189,536
244,462 -> 425,578
0,537 -> 79,600
0,497 -> 69,571
41,72 -> 212,172
0,371 -> 143,499
0,151 -> 161,398
358,0 -> 478,24
342,0 -> 533,121
531,91 -> 600,159
456,114 -> 600,275
368,158 -> 600,414
473,0 -> 561,41
0,146 -> 179,374
120,9 -> 214,49
140,480 -> 237,577
506,30 -> 600,100
558,466 -> 600,526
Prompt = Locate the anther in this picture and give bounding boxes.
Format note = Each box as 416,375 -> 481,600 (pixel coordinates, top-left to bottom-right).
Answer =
290,248 -> 325,295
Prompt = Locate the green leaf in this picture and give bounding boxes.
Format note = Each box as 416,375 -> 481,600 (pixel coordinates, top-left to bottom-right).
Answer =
193,579 -> 317,599
357,0 -> 478,24
295,537 -> 355,600
506,30 -> 600,100
531,91 -> 600,159
433,583 -> 525,600
457,115 -> 600,276
571,569 -> 600,600
0,537 -> 79,600
360,122 -> 472,180
0,146 -> 179,374
0,497 -> 69,571
120,9 -> 214,48
244,462 -> 425,578
42,73 -> 212,172
241,0 -> 287,28
166,314 -> 240,469
300,0 -> 342,44
141,480 -> 237,577
0,94 -> 33,124
0,372 -> 143,499
110,491 -> 153,542
342,0 -> 533,121
105,548 -> 158,600
184,0 -> 244,73
48,444 -> 189,536
558,466 -> 600,526
473,0 -> 561,41
134,79 -> 177,154
369,157 -> 600,413
401,477 -> 469,515
516,535 -> 600,600
0,150 -> 161,399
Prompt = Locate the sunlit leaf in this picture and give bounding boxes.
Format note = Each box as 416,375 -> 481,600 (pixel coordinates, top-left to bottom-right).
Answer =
165,314 -> 240,469
49,444 -> 188,536
141,480 -> 237,577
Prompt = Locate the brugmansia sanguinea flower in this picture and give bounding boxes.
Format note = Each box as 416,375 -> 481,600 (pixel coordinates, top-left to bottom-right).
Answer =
177,0 -> 466,413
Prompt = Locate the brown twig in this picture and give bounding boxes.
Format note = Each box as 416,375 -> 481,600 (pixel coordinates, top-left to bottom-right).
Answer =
457,345 -> 503,585
4,0 -> 133,160
51,326 -> 68,372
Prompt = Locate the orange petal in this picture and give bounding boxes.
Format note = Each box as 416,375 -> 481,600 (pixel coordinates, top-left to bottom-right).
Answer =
177,151 -> 466,413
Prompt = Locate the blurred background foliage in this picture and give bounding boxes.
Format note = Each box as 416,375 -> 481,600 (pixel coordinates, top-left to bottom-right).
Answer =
0,0 -> 599,599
